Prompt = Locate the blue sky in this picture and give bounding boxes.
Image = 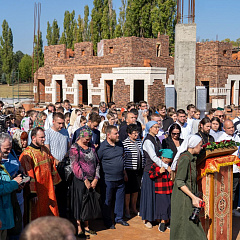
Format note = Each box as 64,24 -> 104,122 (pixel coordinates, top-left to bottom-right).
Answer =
0,0 -> 239,55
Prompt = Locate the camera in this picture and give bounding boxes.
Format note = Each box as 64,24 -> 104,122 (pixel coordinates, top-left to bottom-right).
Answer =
189,200 -> 205,224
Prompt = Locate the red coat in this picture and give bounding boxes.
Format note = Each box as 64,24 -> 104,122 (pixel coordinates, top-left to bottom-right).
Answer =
149,163 -> 173,194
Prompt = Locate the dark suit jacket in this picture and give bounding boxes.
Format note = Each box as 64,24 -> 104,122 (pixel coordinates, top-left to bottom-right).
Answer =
119,122 -> 143,142
72,126 -> 100,147
162,136 -> 184,159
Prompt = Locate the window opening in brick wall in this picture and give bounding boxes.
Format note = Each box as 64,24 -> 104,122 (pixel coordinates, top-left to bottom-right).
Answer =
56,80 -> 63,102
201,81 -> 209,103
38,79 -> 45,103
81,50 -> 85,56
156,43 -> 161,57
57,52 -> 60,58
109,47 -> 113,54
105,80 -> 113,103
223,50 -> 227,56
134,80 -> 144,103
78,80 -> 88,105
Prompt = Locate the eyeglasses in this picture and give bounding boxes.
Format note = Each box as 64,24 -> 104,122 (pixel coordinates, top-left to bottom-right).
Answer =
171,133 -> 180,136
216,115 -> 224,118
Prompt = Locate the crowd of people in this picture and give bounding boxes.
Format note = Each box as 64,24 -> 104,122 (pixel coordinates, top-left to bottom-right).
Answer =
0,99 -> 240,240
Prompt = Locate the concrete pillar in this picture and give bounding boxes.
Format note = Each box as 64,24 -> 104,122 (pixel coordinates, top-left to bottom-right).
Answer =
174,23 -> 196,109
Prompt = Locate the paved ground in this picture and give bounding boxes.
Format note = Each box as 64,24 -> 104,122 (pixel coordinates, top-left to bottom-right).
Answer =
77,215 -> 240,240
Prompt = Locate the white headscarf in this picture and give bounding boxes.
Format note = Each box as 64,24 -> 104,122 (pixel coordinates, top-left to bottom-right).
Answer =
171,134 -> 202,171
72,115 -> 82,134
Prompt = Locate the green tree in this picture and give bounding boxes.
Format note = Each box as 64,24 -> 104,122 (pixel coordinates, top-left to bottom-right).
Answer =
46,21 -> 52,46
75,15 -> 84,43
91,0 -> 104,53
117,0 -> 127,36
101,0 -> 110,39
12,50 -> 24,71
83,5 -> 90,41
33,31 -> 44,73
0,20 -> 13,84
19,54 -> 32,81
46,20 -> 60,45
52,19 -> 60,45
60,10 -> 76,49
109,1 -> 117,38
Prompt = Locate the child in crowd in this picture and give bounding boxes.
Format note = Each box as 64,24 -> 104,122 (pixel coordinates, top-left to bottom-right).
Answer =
149,149 -> 173,233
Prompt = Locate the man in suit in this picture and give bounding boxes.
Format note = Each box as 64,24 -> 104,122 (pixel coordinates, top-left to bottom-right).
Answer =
72,112 -> 101,148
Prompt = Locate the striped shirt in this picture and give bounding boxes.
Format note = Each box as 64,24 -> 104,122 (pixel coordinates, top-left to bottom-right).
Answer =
122,137 -> 145,170
45,128 -> 69,161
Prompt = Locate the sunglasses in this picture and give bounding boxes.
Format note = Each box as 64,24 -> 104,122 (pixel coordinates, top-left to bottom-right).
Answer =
171,133 -> 180,136
216,115 -> 224,118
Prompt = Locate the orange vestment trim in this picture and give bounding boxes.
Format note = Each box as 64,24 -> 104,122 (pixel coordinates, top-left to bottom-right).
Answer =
198,155 -> 240,180
19,146 -> 61,221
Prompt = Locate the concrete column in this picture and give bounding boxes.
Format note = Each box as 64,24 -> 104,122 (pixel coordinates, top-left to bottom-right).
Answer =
174,23 -> 196,109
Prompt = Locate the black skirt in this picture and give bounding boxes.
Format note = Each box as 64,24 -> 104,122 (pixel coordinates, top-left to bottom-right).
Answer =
125,169 -> 143,194
70,176 -> 87,220
155,194 -> 171,220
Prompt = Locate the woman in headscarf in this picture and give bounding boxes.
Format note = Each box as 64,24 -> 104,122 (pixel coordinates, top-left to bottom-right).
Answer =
140,121 -> 171,229
69,127 -> 100,238
170,135 -> 207,240
20,117 -> 33,132
12,130 -> 28,158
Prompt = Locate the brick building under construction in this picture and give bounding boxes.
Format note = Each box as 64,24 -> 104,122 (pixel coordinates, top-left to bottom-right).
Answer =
34,35 -> 240,108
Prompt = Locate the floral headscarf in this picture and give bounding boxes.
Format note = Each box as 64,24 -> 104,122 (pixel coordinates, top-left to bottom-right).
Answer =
33,113 -> 45,129
20,117 -> 33,132
78,127 -> 92,139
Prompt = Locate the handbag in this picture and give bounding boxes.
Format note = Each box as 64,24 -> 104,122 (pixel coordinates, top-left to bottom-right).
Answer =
57,155 -> 73,183
80,188 -> 102,221
8,191 -> 22,236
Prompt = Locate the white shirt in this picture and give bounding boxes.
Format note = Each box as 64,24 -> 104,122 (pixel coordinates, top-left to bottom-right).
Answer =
217,132 -> 240,173
44,112 -> 53,130
210,129 -> 223,142
176,121 -> 192,140
143,138 -> 168,169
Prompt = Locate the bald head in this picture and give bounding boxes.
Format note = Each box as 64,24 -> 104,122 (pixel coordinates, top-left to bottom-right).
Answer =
223,119 -> 234,136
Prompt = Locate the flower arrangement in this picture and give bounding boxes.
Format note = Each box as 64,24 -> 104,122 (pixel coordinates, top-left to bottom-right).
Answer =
202,140 -> 240,151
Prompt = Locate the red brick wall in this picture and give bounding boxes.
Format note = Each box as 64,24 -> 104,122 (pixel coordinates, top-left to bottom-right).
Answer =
113,79 -> 130,108
92,95 -> 100,105
196,42 -> 240,89
34,35 -> 174,104
148,79 -> 165,107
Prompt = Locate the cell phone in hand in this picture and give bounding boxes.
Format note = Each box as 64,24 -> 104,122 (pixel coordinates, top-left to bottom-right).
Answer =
20,176 -> 31,185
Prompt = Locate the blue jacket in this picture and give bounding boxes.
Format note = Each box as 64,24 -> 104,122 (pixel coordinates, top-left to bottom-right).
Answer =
0,165 -> 19,230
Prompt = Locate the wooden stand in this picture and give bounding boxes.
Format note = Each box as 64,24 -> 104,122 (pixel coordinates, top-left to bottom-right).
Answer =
197,155 -> 239,240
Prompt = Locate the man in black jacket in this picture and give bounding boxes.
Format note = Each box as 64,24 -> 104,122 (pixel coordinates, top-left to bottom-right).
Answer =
157,104 -> 174,132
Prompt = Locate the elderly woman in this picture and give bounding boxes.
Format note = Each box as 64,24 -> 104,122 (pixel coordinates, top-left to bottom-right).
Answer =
122,124 -> 144,218
69,127 -> 100,238
170,135 -> 207,240
12,130 -> 28,158
139,121 -> 171,229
